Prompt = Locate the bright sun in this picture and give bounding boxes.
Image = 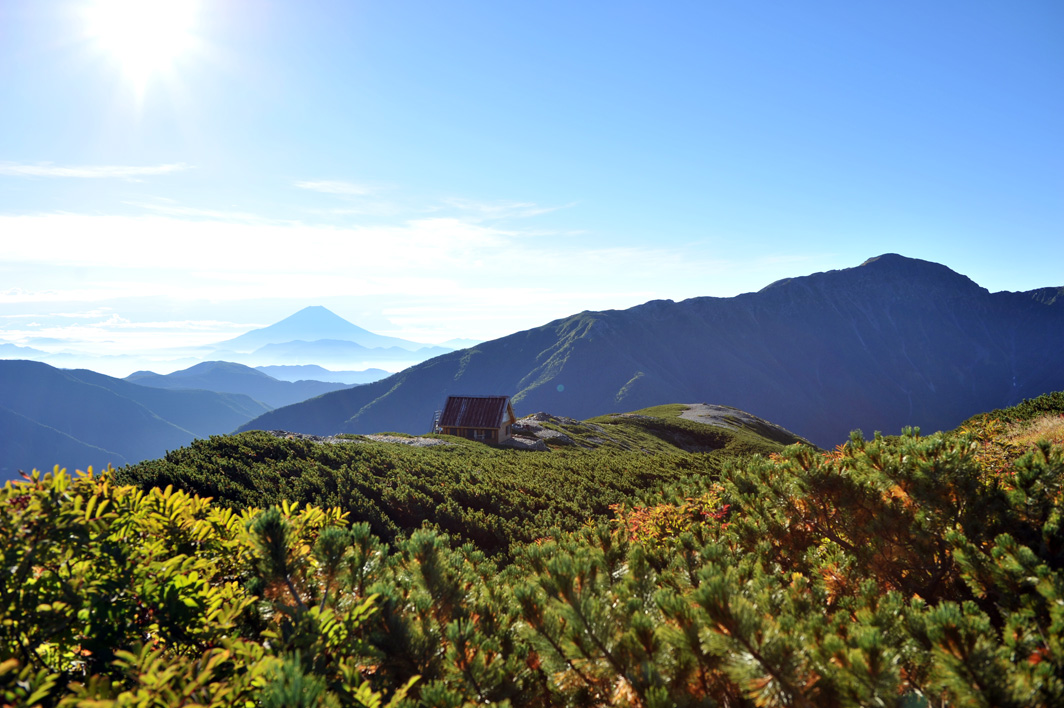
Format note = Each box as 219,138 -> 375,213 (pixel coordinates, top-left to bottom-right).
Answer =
85,0 -> 199,89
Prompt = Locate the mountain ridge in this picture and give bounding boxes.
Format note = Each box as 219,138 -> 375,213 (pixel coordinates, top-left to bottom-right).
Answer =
254,364 -> 389,385
239,254 -> 1064,446
0,360 -> 272,480
126,360 -> 352,408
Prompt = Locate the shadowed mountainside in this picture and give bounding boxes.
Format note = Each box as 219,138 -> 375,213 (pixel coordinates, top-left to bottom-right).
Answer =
0,360 -> 271,480
126,360 -> 353,408
0,405 -> 128,474
239,254 -> 1064,447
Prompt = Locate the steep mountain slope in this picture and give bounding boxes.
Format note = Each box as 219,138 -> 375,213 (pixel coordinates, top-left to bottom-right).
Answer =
126,360 -> 350,408
240,255 -> 1064,447
0,361 -> 196,474
68,367 -> 270,437
0,405 -> 128,480
0,360 -> 270,480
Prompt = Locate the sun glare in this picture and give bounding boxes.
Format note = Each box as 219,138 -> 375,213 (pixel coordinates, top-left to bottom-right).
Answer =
85,0 -> 199,89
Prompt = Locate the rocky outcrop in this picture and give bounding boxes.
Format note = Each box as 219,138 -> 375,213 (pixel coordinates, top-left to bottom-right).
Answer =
266,430 -> 452,447
500,436 -> 549,451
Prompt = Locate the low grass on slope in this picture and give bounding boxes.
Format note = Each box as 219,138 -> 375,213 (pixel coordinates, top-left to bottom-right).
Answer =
1008,414 -> 1064,447
955,391 -> 1064,475
590,403 -> 809,454
510,403 -> 807,455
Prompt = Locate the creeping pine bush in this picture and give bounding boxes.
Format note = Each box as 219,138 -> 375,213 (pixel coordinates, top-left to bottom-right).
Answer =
4,402 -> 1064,707
506,429 -> 1061,707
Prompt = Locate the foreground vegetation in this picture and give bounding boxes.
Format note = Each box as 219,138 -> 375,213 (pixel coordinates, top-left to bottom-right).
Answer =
3,398 -> 1063,706
110,408 -> 792,560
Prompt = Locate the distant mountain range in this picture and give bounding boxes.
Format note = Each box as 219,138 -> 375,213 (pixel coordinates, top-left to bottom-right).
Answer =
204,307 -> 458,371
239,254 -> 1064,447
125,361 -> 354,408
211,305 -> 436,353
0,306 -> 471,477
0,306 -> 474,377
0,358 -> 398,480
254,365 -> 389,385
0,342 -> 45,357
245,339 -> 452,365
205,306 -> 454,369
440,338 -> 483,350
0,360 -> 271,480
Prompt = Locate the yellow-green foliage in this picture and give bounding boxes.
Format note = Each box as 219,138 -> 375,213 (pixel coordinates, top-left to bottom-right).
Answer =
0,468 -> 413,708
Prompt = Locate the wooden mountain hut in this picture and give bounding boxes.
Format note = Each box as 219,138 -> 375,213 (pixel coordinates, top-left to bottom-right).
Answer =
437,395 -> 517,443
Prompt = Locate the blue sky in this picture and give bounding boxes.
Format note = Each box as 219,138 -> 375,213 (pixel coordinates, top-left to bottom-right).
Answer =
1,1 -> 1061,374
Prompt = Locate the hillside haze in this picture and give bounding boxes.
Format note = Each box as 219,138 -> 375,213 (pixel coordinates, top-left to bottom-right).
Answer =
240,254 -> 1064,446
202,305 -> 454,372
212,305 -> 440,353
125,361 -> 352,408
0,306 -> 451,378
254,364 -> 389,385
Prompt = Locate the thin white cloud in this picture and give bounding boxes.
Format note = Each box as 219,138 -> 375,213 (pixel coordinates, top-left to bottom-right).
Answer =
0,317 -> 262,351
294,180 -> 377,196
0,282 -> 163,304
0,206 -> 793,352
0,162 -> 193,179
439,197 -> 576,220
124,200 -> 295,224
0,308 -> 115,319
0,212 -> 728,292
305,205 -> 403,217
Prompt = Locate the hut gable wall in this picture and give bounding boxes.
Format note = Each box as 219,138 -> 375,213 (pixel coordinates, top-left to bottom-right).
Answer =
439,395 -> 515,442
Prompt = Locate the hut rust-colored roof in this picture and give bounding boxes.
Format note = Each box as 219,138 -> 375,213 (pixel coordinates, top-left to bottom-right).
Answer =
439,395 -> 511,429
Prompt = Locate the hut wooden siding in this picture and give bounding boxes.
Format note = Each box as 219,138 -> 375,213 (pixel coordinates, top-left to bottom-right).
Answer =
438,395 -> 516,443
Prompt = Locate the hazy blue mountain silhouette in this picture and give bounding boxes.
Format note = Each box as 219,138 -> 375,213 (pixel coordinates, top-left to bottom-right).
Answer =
212,306 -> 443,353
249,339 -> 451,363
255,365 -> 389,385
126,361 -> 352,408
441,338 -> 483,349
0,343 -> 46,357
239,255 -> 1064,447
65,367 -> 269,437
0,360 -> 270,481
